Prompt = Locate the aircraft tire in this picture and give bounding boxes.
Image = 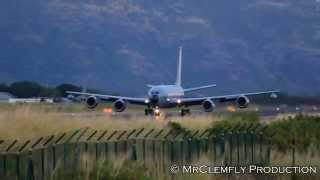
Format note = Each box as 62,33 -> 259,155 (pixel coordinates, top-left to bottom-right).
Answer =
180,109 -> 190,116
145,109 -> 153,116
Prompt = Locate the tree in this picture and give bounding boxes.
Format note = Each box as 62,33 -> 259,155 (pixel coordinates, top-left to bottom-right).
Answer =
56,84 -> 82,97
39,87 -> 61,97
0,83 -> 9,92
9,81 -> 44,98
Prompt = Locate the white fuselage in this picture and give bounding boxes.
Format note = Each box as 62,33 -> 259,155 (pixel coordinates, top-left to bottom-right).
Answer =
148,85 -> 184,107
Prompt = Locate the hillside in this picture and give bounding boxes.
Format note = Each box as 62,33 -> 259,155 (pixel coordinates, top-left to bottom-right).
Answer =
1,0 -> 320,95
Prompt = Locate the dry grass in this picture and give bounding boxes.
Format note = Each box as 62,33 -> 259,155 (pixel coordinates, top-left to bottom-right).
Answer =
0,104 -> 221,141
0,104 -> 157,140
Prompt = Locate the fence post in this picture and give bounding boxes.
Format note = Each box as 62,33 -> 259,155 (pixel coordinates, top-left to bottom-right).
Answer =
266,132 -> 276,165
267,140 -> 271,165
104,143 -> 109,161
152,140 -> 156,162
114,141 -> 118,159
170,140 -> 174,163
95,143 -> 99,162
213,136 -> 217,163
41,149 -> 45,180
251,132 -> 255,164
292,136 -> 295,166
85,143 -> 88,169
243,132 -> 248,165
161,140 -> 166,176
3,154 -> 6,177
15,154 -> 20,180
187,139 -> 192,163
224,132 -> 228,166
223,132 -> 229,166
179,140 -> 184,164
26,151 -> 34,180
259,132 -> 263,164
236,131 -> 240,166
52,146 -> 56,170
142,139 -> 146,165
229,132 -> 233,165
195,139 -> 200,160
130,140 -> 137,161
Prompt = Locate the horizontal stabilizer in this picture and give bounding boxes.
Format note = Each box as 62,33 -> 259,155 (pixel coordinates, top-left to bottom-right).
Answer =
184,84 -> 217,93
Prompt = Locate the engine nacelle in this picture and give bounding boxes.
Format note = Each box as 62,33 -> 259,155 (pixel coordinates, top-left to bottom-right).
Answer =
113,99 -> 127,112
86,96 -> 99,109
236,96 -> 250,108
202,99 -> 215,112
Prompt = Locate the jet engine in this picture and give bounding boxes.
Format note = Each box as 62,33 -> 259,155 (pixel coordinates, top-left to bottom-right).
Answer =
202,99 -> 215,112
113,99 -> 127,112
86,96 -> 99,109
236,96 -> 250,108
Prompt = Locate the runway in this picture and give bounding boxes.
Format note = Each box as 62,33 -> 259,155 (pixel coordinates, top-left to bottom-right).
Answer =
62,105 -> 320,120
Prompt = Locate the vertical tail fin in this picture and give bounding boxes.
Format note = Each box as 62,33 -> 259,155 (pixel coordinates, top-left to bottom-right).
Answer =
176,47 -> 182,86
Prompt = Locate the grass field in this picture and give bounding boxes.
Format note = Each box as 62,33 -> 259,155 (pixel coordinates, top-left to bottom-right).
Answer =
1,103 -> 320,179
0,103 -> 221,140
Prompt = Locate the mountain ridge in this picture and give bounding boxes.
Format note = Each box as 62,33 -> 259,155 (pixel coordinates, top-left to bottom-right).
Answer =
0,0 -> 320,96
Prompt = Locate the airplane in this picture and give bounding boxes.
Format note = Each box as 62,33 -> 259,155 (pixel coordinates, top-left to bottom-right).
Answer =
67,47 -> 279,116
67,87 -> 87,102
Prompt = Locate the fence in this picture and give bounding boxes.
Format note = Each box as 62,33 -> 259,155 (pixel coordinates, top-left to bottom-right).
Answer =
0,126 -> 271,180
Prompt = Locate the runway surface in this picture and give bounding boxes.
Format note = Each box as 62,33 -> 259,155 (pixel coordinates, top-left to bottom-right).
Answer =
62,105 -> 320,120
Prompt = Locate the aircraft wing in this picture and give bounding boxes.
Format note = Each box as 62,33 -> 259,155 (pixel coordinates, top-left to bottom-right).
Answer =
178,90 -> 279,106
183,84 -> 217,93
66,91 -> 148,105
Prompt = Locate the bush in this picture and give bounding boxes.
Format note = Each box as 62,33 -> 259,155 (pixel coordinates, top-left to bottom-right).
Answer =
210,112 -> 260,134
167,121 -> 187,132
210,113 -> 320,152
267,115 -> 320,151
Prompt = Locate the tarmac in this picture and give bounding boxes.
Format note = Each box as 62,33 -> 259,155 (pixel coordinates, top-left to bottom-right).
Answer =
62,105 -> 320,120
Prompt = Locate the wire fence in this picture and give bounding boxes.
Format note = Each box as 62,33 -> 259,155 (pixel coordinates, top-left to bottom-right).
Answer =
0,127 -> 272,180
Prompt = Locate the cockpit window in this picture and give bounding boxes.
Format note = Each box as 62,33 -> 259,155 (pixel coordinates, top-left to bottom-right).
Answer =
151,91 -> 160,95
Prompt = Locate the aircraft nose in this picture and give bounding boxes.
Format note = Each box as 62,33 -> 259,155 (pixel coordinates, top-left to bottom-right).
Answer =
150,95 -> 159,104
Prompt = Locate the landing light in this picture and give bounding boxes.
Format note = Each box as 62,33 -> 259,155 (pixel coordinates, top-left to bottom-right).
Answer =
227,106 -> 236,112
145,99 -> 150,103
270,93 -> 278,99
313,106 -> 318,111
177,99 -> 181,104
103,108 -> 113,113
155,109 -> 160,114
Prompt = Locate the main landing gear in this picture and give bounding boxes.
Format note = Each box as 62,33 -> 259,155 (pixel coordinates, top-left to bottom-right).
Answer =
145,108 -> 153,116
180,108 -> 190,116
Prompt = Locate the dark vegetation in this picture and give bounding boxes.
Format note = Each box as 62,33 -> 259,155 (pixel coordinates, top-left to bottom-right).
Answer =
167,121 -> 188,133
1,1 -> 320,96
209,112 -> 320,152
51,113 -> 320,179
0,81 -> 91,98
268,115 -> 320,151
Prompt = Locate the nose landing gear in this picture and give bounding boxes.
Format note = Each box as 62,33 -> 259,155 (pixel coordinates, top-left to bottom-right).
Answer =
145,108 -> 161,116
145,108 -> 190,117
